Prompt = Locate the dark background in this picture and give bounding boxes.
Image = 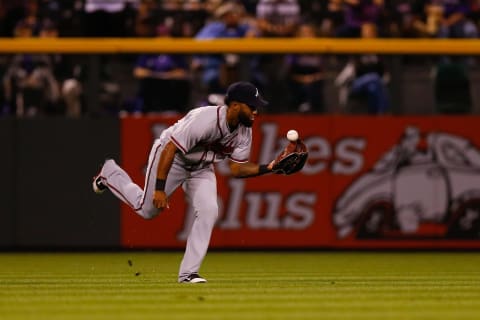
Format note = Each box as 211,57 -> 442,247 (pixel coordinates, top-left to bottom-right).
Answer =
0,118 -> 120,248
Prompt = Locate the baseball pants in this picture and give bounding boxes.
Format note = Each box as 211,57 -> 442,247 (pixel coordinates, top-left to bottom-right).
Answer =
99,139 -> 219,282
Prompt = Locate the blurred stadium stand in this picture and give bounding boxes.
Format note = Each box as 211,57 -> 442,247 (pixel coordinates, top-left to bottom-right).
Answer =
0,0 -> 479,116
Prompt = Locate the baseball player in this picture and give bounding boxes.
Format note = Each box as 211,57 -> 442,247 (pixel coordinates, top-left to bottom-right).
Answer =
93,82 -> 274,283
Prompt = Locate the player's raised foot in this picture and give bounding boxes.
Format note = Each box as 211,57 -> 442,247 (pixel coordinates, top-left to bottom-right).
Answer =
92,174 -> 107,194
180,273 -> 207,284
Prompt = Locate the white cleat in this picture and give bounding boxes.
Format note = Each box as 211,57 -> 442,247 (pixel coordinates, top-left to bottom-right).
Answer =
92,174 -> 107,194
180,273 -> 207,283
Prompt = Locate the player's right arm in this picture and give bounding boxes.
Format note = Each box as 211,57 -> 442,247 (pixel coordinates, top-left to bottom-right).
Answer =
153,141 -> 178,210
229,161 -> 273,178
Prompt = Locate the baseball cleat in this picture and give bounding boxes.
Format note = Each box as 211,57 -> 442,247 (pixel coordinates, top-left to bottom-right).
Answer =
92,174 -> 107,194
180,273 -> 207,283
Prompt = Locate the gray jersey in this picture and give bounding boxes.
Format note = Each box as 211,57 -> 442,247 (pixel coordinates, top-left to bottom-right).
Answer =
97,81 -> 265,283
158,105 -> 252,170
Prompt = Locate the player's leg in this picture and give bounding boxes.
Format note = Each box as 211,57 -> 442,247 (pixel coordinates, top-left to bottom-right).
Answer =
95,140 -> 183,219
178,167 -> 218,283
139,159 -> 186,218
97,158 -> 156,217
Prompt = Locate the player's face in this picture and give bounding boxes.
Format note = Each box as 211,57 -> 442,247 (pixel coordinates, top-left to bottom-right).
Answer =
238,103 -> 257,127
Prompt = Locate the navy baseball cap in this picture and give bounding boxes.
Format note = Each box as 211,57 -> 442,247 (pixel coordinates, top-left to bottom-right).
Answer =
225,82 -> 268,109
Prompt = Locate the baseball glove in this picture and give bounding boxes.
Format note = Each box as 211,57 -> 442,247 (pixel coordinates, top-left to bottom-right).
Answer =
270,140 -> 308,175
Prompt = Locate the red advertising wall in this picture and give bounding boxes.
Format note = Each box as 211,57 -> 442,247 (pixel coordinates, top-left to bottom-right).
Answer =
121,115 -> 480,249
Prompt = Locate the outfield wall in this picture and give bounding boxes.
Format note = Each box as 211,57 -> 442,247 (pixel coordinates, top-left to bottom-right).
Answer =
2,116 -> 480,249
0,119 -> 15,246
0,118 -> 121,248
121,115 -> 480,249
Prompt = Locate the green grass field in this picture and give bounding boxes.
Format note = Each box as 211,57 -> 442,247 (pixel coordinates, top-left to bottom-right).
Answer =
1,252 -> 480,320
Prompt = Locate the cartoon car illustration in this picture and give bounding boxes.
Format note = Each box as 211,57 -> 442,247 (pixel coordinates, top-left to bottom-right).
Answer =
333,126 -> 480,239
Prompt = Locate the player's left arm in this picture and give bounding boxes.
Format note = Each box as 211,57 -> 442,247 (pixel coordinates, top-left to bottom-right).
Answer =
153,141 -> 178,210
229,160 -> 273,178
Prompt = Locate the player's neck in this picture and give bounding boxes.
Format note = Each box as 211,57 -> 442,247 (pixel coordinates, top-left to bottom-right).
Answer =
226,107 -> 239,132
227,119 -> 238,132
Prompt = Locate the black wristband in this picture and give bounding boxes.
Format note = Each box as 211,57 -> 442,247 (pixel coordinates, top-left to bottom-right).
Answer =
258,164 -> 271,175
155,179 -> 166,191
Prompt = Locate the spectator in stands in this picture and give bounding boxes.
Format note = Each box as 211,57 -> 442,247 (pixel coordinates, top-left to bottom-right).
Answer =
469,0 -> 480,27
285,23 -> 325,113
409,0 -> 478,38
83,0 -> 135,37
255,0 -> 301,37
3,18 -> 86,118
40,29 -> 84,118
382,0 -> 424,38
3,19 -> 60,117
37,18 -> 85,118
408,1 -> 448,37
436,0 -> 478,38
254,0 -> 301,111
193,1 -> 258,100
157,0 -> 207,38
203,0 -> 223,17
0,1 -> 84,38
134,0 -> 159,37
22,0 -> 41,32
336,0 -> 385,37
32,1 -> 85,38
299,0 -> 345,37
423,1 -> 477,113
180,0 -> 209,37
240,0 -> 259,15
334,23 -> 389,114
133,24 -> 191,114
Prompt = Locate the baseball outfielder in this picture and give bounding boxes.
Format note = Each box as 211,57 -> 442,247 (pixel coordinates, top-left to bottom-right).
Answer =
93,82 -> 274,283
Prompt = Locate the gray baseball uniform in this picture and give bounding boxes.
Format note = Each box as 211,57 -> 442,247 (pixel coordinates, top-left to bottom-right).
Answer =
99,105 -> 252,282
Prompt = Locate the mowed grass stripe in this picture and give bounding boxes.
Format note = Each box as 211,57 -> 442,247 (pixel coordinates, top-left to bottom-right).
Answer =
2,301 -> 479,311
2,289 -> 480,303
1,301 -> 480,320
2,295 -> 480,305
1,252 -> 480,320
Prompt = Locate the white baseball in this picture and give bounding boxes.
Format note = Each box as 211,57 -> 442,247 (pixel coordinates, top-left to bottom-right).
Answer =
286,129 -> 299,142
